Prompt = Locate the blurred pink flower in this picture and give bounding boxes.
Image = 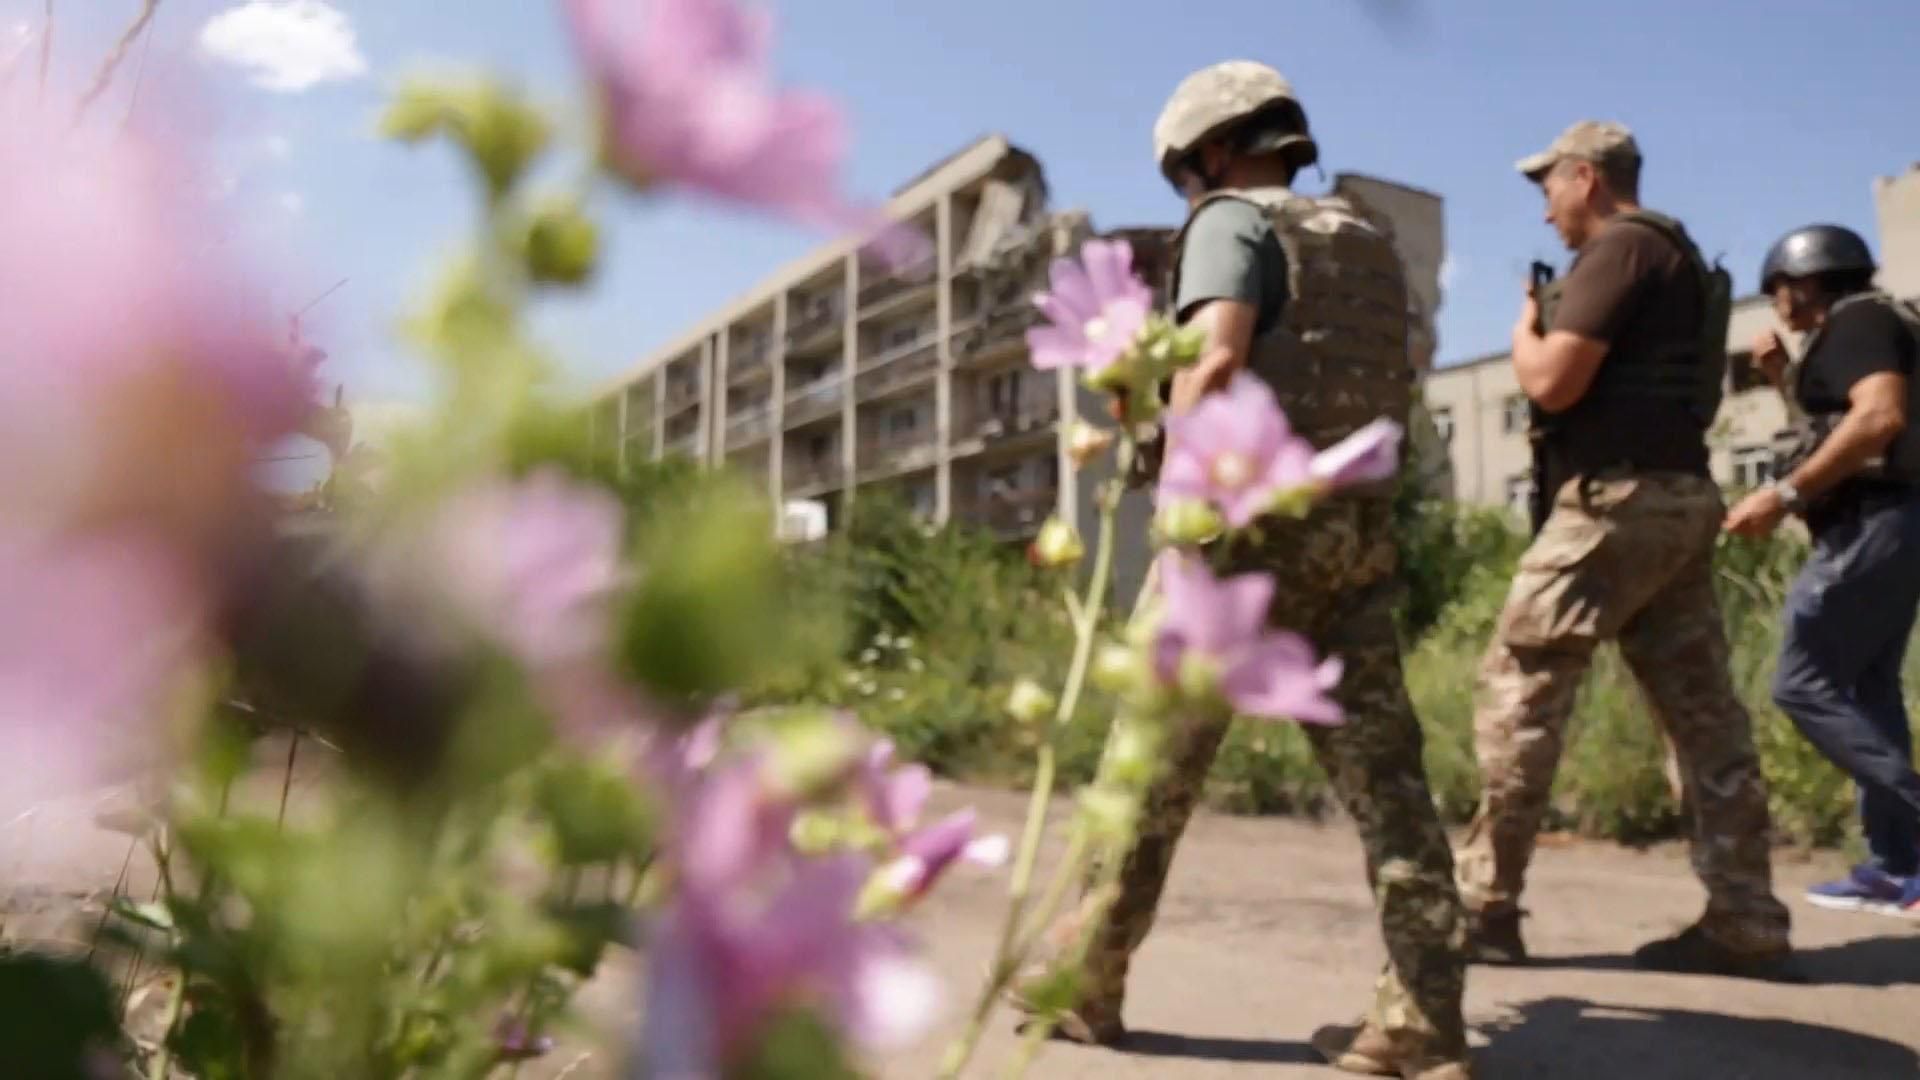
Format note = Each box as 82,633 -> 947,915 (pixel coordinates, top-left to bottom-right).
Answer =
1151,552 -> 1344,725
1026,239 -> 1154,375
0,531 -> 206,819
1309,418 -> 1403,488
421,468 -> 626,670
859,741 -> 1005,900
643,854 -> 939,1074
1159,375 -> 1407,527
0,93 -> 309,810
561,0 -> 927,266
1158,374 -> 1314,528
0,100 -> 306,537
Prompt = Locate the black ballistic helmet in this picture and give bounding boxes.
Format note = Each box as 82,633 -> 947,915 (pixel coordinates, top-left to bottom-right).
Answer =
1758,224 -> 1877,292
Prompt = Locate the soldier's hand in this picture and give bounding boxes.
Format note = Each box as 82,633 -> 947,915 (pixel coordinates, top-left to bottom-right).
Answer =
1513,291 -> 1541,339
1752,330 -> 1789,385
1107,388 -> 1129,423
1724,487 -> 1787,537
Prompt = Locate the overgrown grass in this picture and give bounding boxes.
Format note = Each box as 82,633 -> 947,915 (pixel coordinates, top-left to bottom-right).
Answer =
723,477 -> 1909,851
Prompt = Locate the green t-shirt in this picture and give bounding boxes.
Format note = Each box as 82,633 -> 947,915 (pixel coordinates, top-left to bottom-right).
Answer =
1172,197 -> 1291,337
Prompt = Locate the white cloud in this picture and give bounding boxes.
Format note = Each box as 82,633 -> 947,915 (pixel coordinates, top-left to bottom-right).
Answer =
1438,252 -> 1463,291
261,134 -> 294,160
278,191 -> 307,216
198,1 -> 368,93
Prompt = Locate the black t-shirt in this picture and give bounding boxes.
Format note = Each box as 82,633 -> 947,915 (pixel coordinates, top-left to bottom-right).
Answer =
1543,217 -> 1712,487
1797,296 -> 1918,529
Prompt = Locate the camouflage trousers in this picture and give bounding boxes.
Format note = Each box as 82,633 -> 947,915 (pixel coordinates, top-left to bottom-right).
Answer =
1455,470 -> 1792,953
1074,498 -> 1468,1053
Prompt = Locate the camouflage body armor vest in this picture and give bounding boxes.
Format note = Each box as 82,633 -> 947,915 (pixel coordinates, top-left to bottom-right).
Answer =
1167,186 -> 1415,493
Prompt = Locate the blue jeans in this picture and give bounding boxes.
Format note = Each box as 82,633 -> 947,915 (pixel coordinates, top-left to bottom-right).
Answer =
1771,495 -> 1920,877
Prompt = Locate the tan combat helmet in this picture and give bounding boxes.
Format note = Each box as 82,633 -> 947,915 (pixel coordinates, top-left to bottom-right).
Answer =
1152,60 -> 1318,185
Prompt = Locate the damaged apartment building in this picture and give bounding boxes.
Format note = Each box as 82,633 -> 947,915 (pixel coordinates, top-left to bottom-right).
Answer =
585,134 -> 1451,597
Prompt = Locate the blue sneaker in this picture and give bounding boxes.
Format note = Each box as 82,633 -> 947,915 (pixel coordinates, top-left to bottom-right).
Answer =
1806,864 -> 1911,915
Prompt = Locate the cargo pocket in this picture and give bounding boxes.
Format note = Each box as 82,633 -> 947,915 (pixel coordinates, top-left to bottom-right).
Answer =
1496,512 -> 1614,650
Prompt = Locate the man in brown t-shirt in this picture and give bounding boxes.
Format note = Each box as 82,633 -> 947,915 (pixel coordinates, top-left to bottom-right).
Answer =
1452,121 -> 1796,980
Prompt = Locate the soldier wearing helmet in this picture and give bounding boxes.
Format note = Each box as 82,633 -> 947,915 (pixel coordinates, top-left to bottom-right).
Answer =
1020,60 -> 1472,1080
1725,224 -> 1920,917
1452,120 -> 1796,981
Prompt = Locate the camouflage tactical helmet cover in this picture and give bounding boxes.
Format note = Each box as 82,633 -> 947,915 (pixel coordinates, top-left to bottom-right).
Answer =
1153,60 -> 1318,184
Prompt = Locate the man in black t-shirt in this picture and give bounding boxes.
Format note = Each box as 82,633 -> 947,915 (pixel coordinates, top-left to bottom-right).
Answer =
1726,223 -> 1920,918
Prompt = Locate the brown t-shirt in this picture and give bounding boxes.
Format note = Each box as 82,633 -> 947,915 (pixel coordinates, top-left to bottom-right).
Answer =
1544,216 -> 1711,484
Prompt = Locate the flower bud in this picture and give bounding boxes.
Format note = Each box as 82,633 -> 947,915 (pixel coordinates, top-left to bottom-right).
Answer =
1103,720 -> 1162,788
1077,787 -> 1138,842
789,811 -> 844,856
1176,650 -> 1224,705
1153,499 -> 1225,547
1263,483 -> 1318,520
1028,517 -> 1085,569
519,197 -> 599,286
1066,421 -> 1116,470
1091,643 -> 1144,693
1007,678 -> 1058,725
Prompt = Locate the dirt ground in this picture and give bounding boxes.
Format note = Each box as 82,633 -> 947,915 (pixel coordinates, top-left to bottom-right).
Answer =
4,748 -> 1916,1079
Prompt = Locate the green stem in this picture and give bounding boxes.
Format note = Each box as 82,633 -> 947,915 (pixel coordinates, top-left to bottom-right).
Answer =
937,472 -> 1121,1079
148,970 -> 189,1080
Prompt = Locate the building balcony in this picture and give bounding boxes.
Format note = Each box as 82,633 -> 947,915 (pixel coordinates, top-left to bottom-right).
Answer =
662,379 -> 702,416
954,487 -> 1056,538
663,431 -> 703,459
855,340 -> 940,402
786,299 -> 845,350
963,403 -> 1059,444
856,433 -> 939,482
724,403 -> 774,450
785,459 -> 844,497
728,341 -> 773,383
857,256 -> 937,313
951,303 -> 1038,364
783,374 -> 846,428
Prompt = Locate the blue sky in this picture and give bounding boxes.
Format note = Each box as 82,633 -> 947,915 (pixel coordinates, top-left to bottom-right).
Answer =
18,0 -> 1920,414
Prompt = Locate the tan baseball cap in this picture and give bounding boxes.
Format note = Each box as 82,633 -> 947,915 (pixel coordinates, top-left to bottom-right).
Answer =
1515,120 -> 1640,182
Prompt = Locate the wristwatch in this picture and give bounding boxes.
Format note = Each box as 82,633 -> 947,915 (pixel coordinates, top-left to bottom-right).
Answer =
1771,478 -> 1808,514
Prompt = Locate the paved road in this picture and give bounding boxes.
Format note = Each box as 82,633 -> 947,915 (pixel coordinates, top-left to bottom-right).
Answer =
5,763 -> 1917,1078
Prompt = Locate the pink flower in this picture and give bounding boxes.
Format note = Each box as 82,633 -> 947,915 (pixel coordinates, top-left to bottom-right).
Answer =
859,741 -> 1006,900
1026,238 -> 1154,375
0,531 -> 207,820
561,0 -> 926,266
0,94 -> 308,811
1160,375 -> 1407,527
1151,552 -> 1344,725
642,854 -> 940,1074
1309,418 -> 1404,488
420,469 -> 626,669
1158,374 -> 1314,528
0,100 -> 306,538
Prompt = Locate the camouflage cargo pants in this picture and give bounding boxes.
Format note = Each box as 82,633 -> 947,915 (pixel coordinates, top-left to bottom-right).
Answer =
1454,470 -> 1791,953
1075,499 -> 1468,1054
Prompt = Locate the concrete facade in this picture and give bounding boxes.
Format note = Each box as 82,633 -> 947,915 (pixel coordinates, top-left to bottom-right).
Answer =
1426,163 -> 1920,518
586,135 -> 1448,600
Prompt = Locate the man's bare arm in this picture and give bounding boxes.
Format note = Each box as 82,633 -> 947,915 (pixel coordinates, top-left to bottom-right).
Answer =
1168,298 -> 1258,415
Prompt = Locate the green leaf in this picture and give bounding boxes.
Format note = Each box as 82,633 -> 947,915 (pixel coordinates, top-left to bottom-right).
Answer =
380,76 -> 552,199
0,951 -> 125,1079
170,1003 -> 248,1080
534,758 -> 655,866
110,897 -> 175,932
730,1008 -> 862,1080
619,481 -> 786,703
546,901 -> 631,978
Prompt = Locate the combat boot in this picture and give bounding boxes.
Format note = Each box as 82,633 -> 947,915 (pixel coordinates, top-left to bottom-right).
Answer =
1631,923 -> 1807,983
1310,1022 -> 1473,1079
1461,907 -> 1527,965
